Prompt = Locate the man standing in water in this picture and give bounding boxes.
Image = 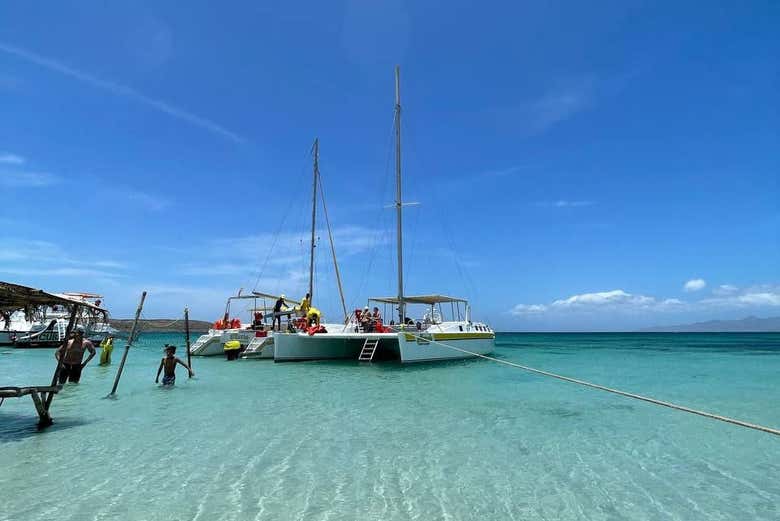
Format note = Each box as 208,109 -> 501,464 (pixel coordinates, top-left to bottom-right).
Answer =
54,330 -> 96,383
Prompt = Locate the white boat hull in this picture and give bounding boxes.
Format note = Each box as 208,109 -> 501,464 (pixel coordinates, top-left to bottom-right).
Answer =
241,335 -> 275,359
274,327 -> 494,363
273,331 -> 397,362
398,332 -> 494,362
191,329 -> 274,357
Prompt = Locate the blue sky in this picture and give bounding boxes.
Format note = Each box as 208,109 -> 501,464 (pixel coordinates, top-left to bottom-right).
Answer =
1,1 -> 778,330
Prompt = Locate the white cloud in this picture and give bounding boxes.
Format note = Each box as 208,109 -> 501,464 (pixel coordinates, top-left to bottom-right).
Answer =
0,266 -> 122,278
0,238 -> 126,278
478,166 -> 525,178
526,81 -> 596,133
683,278 -> 706,292
94,185 -> 169,211
550,289 -> 655,309
0,42 -> 245,144
701,285 -> 780,308
537,200 -> 596,208
712,284 -> 738,296
510,289 -> 682,316
509,304 -> 548,314
0,171 -> 59,187
510,285 -> 780,318
0,153 -> 24,165
123,188 -> 169,211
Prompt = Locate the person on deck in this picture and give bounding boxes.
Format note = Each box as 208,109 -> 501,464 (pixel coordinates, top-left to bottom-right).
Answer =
299,293 -> 311,317
99,335 -> 114,365
371,307 -> 381,322
156,345 -> 194,386
55,330 -> 96,383
360,306 -> 372,332
273,295 -> 288,331
306,307 -> 321,327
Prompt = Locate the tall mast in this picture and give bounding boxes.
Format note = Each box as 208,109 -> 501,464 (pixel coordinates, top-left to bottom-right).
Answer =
394,66 -> 405,324
309,138 -> 319,300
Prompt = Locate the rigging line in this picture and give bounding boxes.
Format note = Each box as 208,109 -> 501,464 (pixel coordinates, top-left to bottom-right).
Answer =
317,170 -> 348,321
351,113 -> 397,311
401,332 -> 780,437
403,117 -> 480,305
251,148 -> 311,292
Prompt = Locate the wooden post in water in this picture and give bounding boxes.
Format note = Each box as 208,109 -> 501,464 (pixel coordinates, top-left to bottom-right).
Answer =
45,304 -> 80,410
109,291 -> 147,396
184,307 -> 192,376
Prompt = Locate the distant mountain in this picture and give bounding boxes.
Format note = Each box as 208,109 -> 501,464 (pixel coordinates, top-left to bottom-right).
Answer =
109,318 -> 212,334
640,316 -> 780,332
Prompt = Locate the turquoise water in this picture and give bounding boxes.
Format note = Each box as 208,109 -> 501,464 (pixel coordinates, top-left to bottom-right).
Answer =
1,333 -> 779,520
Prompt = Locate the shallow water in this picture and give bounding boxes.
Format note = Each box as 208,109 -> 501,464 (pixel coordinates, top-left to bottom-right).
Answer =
1,333 -> 779,520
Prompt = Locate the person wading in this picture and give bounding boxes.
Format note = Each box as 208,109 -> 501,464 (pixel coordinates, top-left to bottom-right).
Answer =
55,330 -> 96,383
99,335 -> 114,365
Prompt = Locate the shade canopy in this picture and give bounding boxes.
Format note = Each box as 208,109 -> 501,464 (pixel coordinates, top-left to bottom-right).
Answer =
0,281 -> 107,315
369,294 -> 467,305
250,291 -> 301,305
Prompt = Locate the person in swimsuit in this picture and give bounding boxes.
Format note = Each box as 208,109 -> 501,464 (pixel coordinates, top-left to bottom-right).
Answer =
55,330 -> 96,383
155,344 -> 194,386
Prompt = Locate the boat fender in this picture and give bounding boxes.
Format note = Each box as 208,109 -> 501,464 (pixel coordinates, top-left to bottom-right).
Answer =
224,340 -> 241,351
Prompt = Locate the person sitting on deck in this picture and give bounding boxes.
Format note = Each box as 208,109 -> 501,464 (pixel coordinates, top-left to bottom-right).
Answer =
155,345 -> 193,386
273,295 -> 288,331
55,330 -> 96,383
360,306 -> 372,332
99,335 -> 114,365
252,311 -> 264,330
306,307 -> 321,327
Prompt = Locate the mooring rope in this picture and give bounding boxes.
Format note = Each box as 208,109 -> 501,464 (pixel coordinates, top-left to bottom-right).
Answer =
405,332 -> 780,437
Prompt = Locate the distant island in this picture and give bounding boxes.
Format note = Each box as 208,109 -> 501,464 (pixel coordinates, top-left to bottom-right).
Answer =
109,318 -> 213,333
640,316 -> 780,333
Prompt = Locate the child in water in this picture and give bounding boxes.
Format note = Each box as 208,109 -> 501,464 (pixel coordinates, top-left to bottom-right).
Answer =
156,344 -> 194,385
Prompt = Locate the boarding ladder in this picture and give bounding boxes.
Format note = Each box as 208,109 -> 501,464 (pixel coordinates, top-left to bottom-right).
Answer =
358,338 -> 379,362
241,336 -> 271,359
56,319 -> 67,340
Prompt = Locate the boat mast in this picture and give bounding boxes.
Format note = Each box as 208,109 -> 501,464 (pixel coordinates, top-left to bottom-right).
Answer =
309,138 -> 319,301
394,66 -> 405,325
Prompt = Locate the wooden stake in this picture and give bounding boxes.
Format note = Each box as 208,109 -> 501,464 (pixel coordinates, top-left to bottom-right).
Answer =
184,307 -> 192,376
109,291 -> 147,396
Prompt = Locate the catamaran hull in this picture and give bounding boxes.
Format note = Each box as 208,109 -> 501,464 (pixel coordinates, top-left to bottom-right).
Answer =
189,331 -> 223,356
191,329 -> 273,357
273,332 -> 397,362
274,330 -> 494,363
398,333 -> 494,362
0,331 -> 21,346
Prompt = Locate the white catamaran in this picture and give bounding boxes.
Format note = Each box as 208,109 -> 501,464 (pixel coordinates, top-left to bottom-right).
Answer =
189,139 -> 348,359
274,67 -> 495,363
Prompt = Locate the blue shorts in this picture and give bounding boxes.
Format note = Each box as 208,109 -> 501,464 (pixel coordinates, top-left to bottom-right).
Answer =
162,375 -> 175,385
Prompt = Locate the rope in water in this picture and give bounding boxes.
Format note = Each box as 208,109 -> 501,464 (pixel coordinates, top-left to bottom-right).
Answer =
405,332 -> 780,437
